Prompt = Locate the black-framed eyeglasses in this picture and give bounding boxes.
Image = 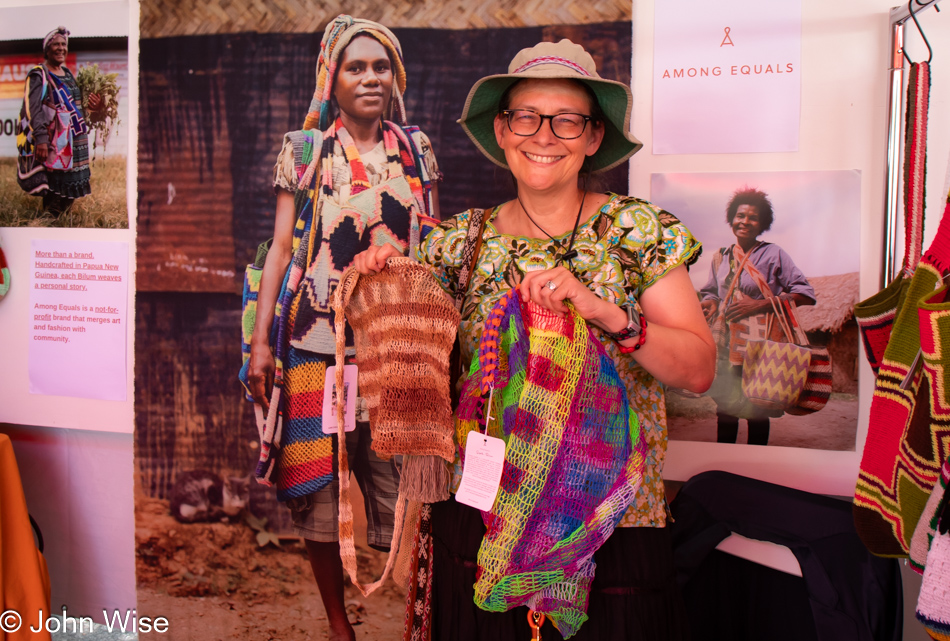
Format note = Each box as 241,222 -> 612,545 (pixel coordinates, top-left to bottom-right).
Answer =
501,109 -> 592,140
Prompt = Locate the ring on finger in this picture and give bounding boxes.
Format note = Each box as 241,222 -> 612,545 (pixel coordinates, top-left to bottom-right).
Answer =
545,280 -> 558,291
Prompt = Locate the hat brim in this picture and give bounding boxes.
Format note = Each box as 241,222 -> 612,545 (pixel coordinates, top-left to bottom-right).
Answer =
458,70 -> 642,174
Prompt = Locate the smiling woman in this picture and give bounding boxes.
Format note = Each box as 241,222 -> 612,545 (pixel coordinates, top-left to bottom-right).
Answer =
15,26 -> 105,217
240,15 -> 441,641
699,187 -> 817,446
353,38 -> 716,641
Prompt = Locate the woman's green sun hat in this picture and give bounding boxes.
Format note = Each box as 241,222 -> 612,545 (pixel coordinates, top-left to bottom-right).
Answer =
458,39 -> 642,173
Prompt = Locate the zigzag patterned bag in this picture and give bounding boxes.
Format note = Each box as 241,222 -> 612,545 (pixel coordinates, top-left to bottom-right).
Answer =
741,300 -> 810,411
455,288 -> 646,639
738,259 -> 828,414
854,197 -> 950,557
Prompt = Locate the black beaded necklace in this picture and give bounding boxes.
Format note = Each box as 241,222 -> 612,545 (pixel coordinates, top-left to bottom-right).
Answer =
517,189 -> 587,269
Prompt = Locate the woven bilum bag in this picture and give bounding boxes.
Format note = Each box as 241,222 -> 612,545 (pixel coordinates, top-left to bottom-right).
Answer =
328,258 -> 459,597
854,194 -> 950,557
336,257 -> 459,501
739,293 -> 810,411
455,288 -> 646,638
854,62 -> 928,374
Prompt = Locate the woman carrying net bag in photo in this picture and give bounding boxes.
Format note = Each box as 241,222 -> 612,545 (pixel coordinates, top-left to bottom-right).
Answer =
241,15 -> 441,641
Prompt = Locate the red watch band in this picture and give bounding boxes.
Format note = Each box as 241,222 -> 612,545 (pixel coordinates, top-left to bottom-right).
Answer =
618,316 -> 647,354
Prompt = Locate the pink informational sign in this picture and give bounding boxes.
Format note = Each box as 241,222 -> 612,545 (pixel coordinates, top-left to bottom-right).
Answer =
653,0 -> 802,154
28,239 -> 129,401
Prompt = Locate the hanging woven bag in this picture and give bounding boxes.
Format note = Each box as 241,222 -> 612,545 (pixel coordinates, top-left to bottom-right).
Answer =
741,339 -> 810,411
853,62 -> 929,374
780,297 -> 833,415
455,288 -> 646,639
739,267 -> 813,412
853,193 -> 950,557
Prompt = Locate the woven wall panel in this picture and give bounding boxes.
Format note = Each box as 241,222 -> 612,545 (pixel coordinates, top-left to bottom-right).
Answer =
136,41 -> 238,292
141,0 -> 632,38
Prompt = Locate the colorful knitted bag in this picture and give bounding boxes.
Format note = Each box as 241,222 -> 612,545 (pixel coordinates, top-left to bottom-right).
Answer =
854,197 -> 950,557
455,288 -> 646,638
915,455 -> 950,639
854,62 -> 929,375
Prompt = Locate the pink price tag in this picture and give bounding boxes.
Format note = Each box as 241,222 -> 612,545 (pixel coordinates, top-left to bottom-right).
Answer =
322,365 -> 358,433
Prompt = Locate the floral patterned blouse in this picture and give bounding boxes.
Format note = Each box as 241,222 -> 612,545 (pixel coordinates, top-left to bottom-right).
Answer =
416,194 -> 702,527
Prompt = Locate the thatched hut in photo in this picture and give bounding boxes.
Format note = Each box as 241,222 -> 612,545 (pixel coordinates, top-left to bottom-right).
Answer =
796,272 -> 859,395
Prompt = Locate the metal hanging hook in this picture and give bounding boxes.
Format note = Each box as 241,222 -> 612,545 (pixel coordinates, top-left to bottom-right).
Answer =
904,0 -> 935,64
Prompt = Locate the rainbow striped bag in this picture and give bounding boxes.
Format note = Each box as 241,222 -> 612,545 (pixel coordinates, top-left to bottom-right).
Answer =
455,288 -> 646,639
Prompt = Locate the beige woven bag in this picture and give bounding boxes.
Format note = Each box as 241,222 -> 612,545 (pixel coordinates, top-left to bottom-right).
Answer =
331,257 -> 460,595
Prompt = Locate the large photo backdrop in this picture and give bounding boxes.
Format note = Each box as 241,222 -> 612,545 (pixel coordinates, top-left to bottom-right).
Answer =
133,2 -> 633,638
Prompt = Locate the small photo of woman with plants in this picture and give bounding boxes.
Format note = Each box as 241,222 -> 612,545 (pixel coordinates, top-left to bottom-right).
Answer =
1,12 -> 128,228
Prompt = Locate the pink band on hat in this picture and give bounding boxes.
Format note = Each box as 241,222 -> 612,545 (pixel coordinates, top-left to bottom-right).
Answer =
512,56 -> 592,77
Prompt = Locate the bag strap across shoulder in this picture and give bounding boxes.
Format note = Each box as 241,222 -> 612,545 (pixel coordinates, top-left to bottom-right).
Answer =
714,243 -> 759,321
454,208 -> 488,312
738,252 -> 809,346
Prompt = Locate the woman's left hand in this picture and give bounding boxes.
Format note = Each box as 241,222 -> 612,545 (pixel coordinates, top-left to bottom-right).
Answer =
520,266 -> 611,324
87,93 -> 103,111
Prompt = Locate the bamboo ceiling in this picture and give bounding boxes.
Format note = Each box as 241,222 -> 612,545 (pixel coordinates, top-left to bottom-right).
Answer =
140,0 -> 632,38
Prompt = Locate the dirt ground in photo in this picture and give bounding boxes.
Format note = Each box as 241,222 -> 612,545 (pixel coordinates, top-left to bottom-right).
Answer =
667,392 -> 858,450
135,485 -> 405,641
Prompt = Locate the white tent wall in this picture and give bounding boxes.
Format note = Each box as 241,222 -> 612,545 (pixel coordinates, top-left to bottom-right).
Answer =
0,0 -> 137,627
633,2 -> 948,639
0,0 -> 945,636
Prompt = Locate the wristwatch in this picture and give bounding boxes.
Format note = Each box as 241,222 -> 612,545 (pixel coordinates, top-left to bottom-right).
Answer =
604,305 -> 642,342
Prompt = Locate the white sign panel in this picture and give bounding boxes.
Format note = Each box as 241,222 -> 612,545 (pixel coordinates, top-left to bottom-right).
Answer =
29,239 -> 129,401
653,0 -> 802,154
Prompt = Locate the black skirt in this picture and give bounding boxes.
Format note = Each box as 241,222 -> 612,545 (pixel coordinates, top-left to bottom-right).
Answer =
429,496 -> 691,641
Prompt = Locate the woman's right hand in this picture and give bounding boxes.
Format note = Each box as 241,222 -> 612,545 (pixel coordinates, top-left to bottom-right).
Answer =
35,143 -> 48,162
353,244 -> 401,274
247,342 -> 276,412
700,299 -> 718,321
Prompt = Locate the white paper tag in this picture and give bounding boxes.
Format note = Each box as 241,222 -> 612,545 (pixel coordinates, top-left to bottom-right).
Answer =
322,365 -> 358,434
455,433 -> 506,512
